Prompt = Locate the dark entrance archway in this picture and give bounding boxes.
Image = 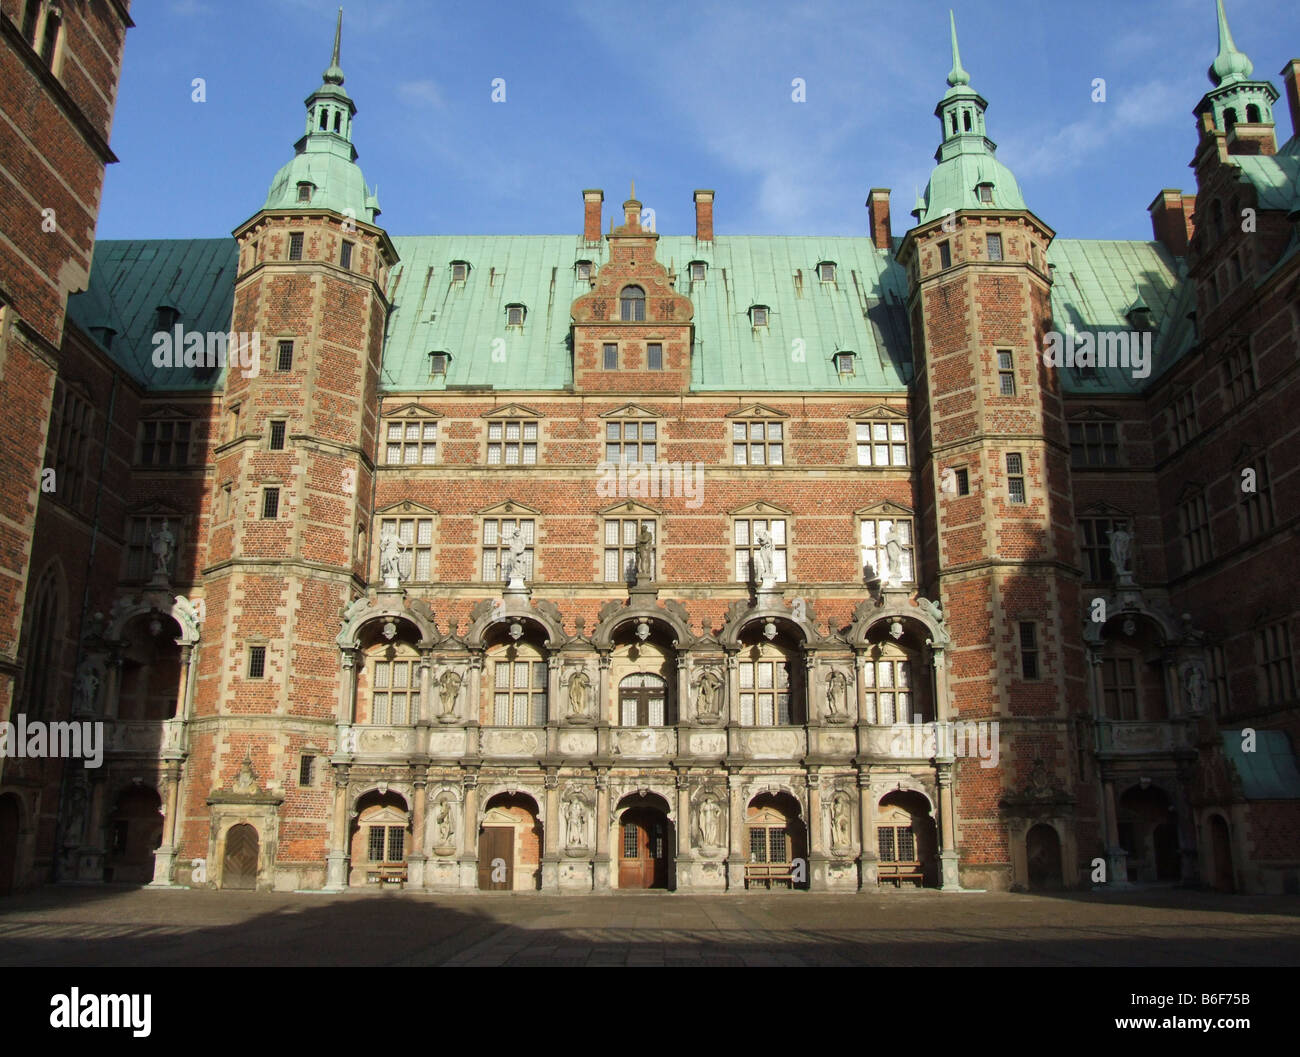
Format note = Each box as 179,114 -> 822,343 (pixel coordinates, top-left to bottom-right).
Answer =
105,785 -> 163,883
1209,815 -> 1235,893
1026,823 -> 1064,890
616,794 -> 673,890
0,794 -> 21,896
222,823 -> 259,889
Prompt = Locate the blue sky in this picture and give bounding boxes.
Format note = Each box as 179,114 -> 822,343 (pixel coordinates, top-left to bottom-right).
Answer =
97,0 -> 1300,241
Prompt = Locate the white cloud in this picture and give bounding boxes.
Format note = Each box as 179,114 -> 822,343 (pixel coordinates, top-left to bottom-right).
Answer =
398,79 -> 444,108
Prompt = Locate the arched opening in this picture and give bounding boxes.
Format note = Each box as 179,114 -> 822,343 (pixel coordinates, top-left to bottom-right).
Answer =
876,790 -> 938,887
616,793 -> 673,890
0,794 -> 21,896
1209,814 -> 1235,893
862,637 -> 931,723
221,823 -> 259,890
105,785 -> 163,883
1224,107 -> 1238,131
117,613 -> 183,721
1245,103 -> 1261,124
357,638 -> 421,726
619,673 -> 667,726
483,639 -> 548,726
619,285 -> 646,322
744,791 -> 807,890
611,623 -> 676,725
1118,784 -> 1179,883
737,623 -> 804,725
350,790 -> 410,886
479,792 -> 542,890
962,109 -> 972,132
1026,823 -> 1064,890
1098,617 -> 1167,721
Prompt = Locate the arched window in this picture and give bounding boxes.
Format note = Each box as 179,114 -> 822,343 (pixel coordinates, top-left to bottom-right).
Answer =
962,110 -> 972,132
864,642 -> 927,724
620,285 -> 646,322
1223,107 -> 1238,131
18,565 -> 62,719
620,672 -> 667,726
1246,103 -> 1261,123
738,642 -> 801,725
363,642 -> 420,725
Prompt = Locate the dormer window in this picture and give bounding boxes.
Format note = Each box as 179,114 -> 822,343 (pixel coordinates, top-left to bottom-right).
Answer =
620,285 -> 646,322
506,304 -> 526,327
817,262 -> 836,282
429,352 -> 450,376
977,183 -> 993,204
155,306 -> 180,331
576,260 -> 592,281
750,305 -> 769,327
297,182 -> 313,203
834,352 -> 855,375
451,261 -> 469,282
689,261 -> 707,281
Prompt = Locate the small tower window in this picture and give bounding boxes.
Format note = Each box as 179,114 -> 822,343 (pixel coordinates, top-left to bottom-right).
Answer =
997,350 -> 1016,395
1223,107 -> 1238,131
576,260 -> 592,281
962,110 -> 972,132
38,6 -> 60,70
297,182 -> 313,203
938,241 -> 952,270
340,241 -> 354,269
262,487 -> 280,519
269,421 -> 287,451
289,232 -> 304,261
835,352 -> 855,375
950,113 -> 958,134
248,646 -> 267,680
1246,104 -> 1261,124
333,111 -> 342,133
451,261 -> 468,282
620,285 -> 646,322
603,343 -> 619,370
977,183 -> 993,204
506,304 -> 526,327
430,351 -> 449,376
690,261 -> 707,281
277,340 -> 294,372
817,262 -> 836,282
319,108 -> 329,130
647,343 -> 663,370
986,234 -> 1003,261
750,305 -> 769,327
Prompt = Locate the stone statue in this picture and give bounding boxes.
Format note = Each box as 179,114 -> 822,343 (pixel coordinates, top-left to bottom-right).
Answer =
698,795 -> 721,848
1182,662 -> 1207,713
72,661 -> 100,715
437,669 -> 462,718
830,792 -> 851,850
791,597 -> 807,624
695,669 -> 722,721
151,519 -> 175,578
434,799 -> 456,848
504,526 -> 527,584
378,527 -> 407,583
916,596 -> 943,624
565,797 -> 587,847
754,528 -> 775,586
883,523 -> 903,587
567,669 -> 590,718
825,669 -> 848,720
1109,526 -> 1133,578
635,525 -> 654,581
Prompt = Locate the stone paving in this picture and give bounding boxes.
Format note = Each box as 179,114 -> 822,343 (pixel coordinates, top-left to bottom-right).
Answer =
0,885 -> 1297,966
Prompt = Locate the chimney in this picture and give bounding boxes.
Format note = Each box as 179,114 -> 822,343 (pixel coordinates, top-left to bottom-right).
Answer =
694,190 -> 714,241
867,189 -> 892,250
583,189 -> 603,243
1148,189 -> 1195,257
1281,60 -> 1300,138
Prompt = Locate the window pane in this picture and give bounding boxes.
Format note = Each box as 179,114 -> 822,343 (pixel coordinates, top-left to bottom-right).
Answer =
750,423 -> 765,441
733,445 -> 747,465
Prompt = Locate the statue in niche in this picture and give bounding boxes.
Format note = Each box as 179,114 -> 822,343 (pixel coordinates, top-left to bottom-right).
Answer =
72,661 -> 100,715
825,669 -> 848,720
151,519 -> 176,579
754,528 -> 775,585
564,797 -> 588,847
830,792 -> 852,850
695,669 -> 723,722
437,669 -> 462,719
434,799 -> 456,848
1109,526 -> 1133,579
698,795 -> 721,848
567,669 -> 591,718
1182,662 -> 1207,713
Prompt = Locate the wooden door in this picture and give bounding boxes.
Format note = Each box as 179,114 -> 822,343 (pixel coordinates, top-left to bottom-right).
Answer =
222,823 -> 259,889
618,809 -> 667,889
1210,816 -> 1235,893
478,826 -> 514,890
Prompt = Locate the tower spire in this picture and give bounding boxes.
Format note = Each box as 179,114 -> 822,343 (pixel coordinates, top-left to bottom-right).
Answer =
1209,0 -> 1253,85
947,10 -> 970,88
323,7 -> 345,86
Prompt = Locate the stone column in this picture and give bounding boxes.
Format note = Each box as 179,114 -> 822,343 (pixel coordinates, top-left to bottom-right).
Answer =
676,655 -> 689,726
546,655 -> 561,756
1175,761 -> 1200,886
593,771 -> 611,890
806,770 -> 827,890
931,645 -> 950,723
102,651 -> 123,721
541,771 -> 560,891
936,762 -> 961,889
857,770 -> 877,889
337,649 -> 358,755
596,651 -> 611,757
726,770 -> 746,890
417,650 -> 434,724
725,649 -> 739,757
854,649 -> 868,724
173,644 -> 192,721
675,772 -> 693,889
408,775 -> 427,888
324,765 -> 351,890
149,763 -> 183,887
1100,769 -> 1128,886
458,773 -> 479,890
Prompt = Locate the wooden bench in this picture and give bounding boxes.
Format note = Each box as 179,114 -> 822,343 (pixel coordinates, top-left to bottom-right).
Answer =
745,863 -> 796,889
365,864 -> 408,886
877,861 -> 924,888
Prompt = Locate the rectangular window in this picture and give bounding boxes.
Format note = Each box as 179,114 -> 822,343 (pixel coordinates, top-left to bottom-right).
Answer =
21,1 -> 38,43
262,487 -> 280,519
340,241 -> 353,269
368,827 -> 387,862
954,467 -> 970,496
269,420 -> 287,451
603,343 -> 618,370
1173,391 -> 1197,448
1006,453 -> 1025,504
1256,622 -> 1295,707
430,352 -> 449,376
1102,657 -> 1138,720
979,184 -> 994,204
647,343 -> 663,370
277,340 -> 294,372
248,645 -> 267,679
46,388 -> 94,509
877,825 -> 916,864
855,420 -> 908,467
734,518 -> 788,583
482,518 -> 535,582
738,658 -> 792,726
1241,455 -> 1274,540
986,233 -> 1003,261
297,183 -> 313,203
690,262 -> 706,281
860,517 -> 915,585
222,483 -> 234,520
451,262 -> 468,281
605,518 -> 655,582
138,419 -> 193,467
371,657 -> 417,725
38,6 -> 59,69
863,655 -> 918,724
1079,517 -> 1129,582
1068,421 -> 1120,467
486,419 -> 538,465
125,516 -> 180,580
938,241 -> 952,270
1223,345 -> 1255,406
385,419 -> 438,464
1179,491 -> 1212,570
1208,645 -> 1229,716
835,352 -> 855,375
604,420 -> 656,464
491,658 -> 546,726
288,232 -> 304,261
299,755 -> 315,787
997,350 -> 1016,396
732,420 -> 783,466
1019,622 -> 1039,679
380,516 -> 434,581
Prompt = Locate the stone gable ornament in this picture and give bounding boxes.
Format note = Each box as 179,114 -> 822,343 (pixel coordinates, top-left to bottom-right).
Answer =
231,755 -> 261,795
382,619 -> 398,641
763,618 -> 778,641
635,619 -> 651,642
791,597 -> 807,624
889,619 -> 905,640
508,621 -> 524,641
342,595 -> 369,624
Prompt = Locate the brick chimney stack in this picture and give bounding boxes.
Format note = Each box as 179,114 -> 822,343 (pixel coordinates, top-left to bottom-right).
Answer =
694,190 -> 714,241
1147,189 -> 1196,258
583,189 -> 603,243
867,189 -> 892,250
1282,60 -> 1300,139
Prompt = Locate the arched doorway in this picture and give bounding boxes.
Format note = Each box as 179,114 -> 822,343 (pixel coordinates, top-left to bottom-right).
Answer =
1209,815 -> 1235,893
221,823 -> 259,890
1118,784 -> 1178,883
105,785 -> 163,883
1026,823 -> 1064,890
744,792 -> 807,889
616,793 -> 673,890
876,790 -> 938,887
478,792 -> 542,891
350,790 -> 410,886
117,614 -> 184,721
0,794 -> 21,896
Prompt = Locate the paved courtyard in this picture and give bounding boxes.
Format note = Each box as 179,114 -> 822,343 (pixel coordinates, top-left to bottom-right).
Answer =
1,886 -> 1298,966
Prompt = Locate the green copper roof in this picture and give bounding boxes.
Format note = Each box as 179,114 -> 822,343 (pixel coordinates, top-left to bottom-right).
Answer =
1209,0 -> 1254,86
1047,239 -> 1195,395
1221,730 -> 1300,798
66,239 -> 239,389
382,235 -> 912,393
